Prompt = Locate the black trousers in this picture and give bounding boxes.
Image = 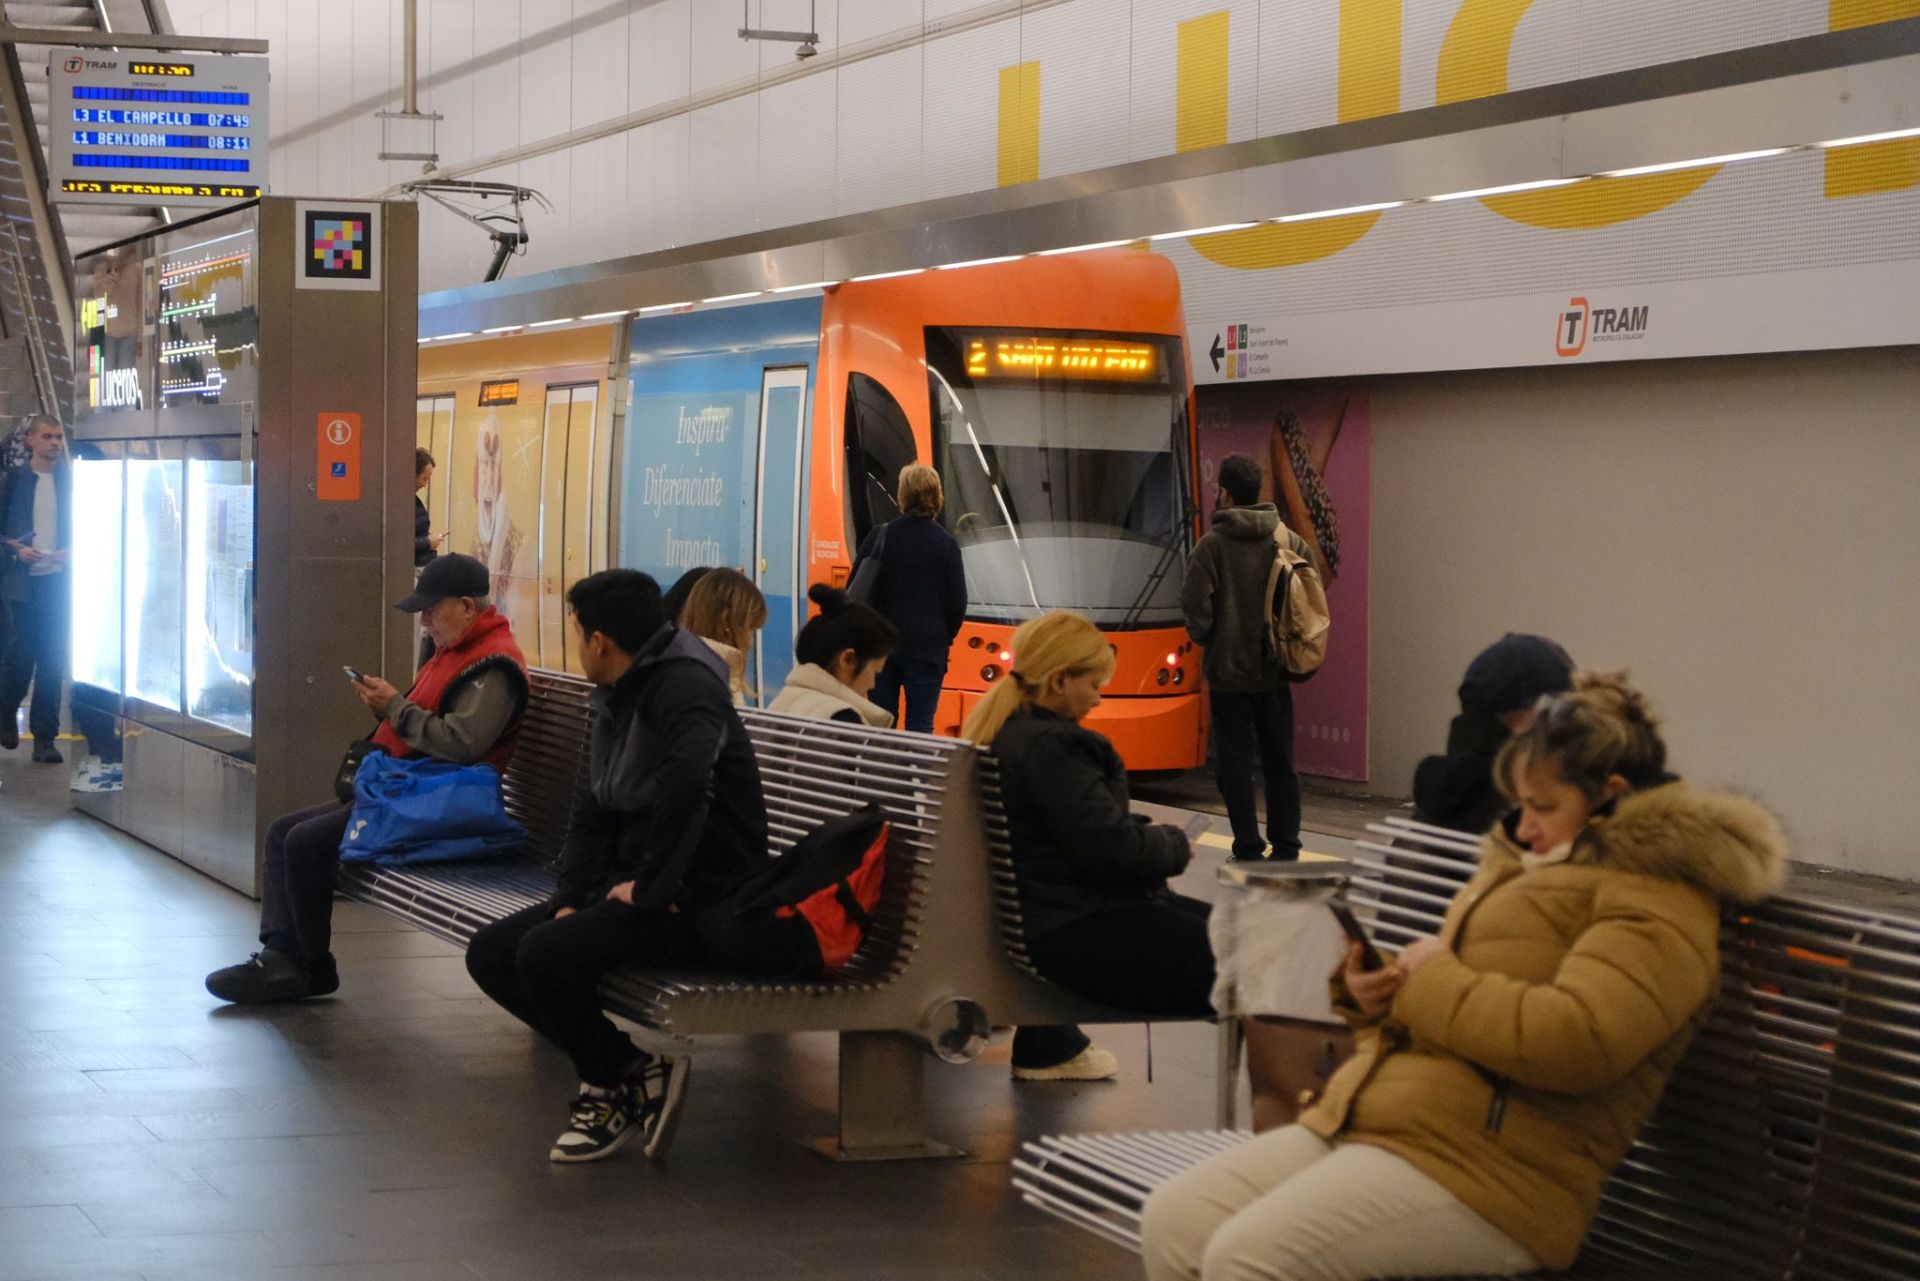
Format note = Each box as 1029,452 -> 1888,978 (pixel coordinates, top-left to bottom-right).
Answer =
1209,686 -> 1302,859
1011,895 -> 1217,1068
465,900 -> 696,1088
257,800 -> 353,964
1,573 -> 68,743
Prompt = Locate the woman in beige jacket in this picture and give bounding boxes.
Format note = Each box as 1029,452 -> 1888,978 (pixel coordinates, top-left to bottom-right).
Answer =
1142,673 -> 1787,1280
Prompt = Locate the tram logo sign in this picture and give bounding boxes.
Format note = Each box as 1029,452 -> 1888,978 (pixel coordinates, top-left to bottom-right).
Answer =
1555,295 -> 1651,358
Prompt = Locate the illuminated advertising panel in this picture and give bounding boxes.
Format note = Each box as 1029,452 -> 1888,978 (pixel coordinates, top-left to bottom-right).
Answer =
49,50 -> 268,208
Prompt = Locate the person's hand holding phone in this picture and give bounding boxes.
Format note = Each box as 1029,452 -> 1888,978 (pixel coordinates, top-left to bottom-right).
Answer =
351,672 -> 400,718
1344,941 -> 1404,1017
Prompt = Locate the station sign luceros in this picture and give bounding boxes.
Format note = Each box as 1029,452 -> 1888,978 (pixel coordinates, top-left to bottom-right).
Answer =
49,50 -> 269,208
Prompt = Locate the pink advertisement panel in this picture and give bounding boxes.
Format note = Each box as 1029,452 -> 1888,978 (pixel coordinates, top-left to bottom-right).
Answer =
1195,381 -> 1371,781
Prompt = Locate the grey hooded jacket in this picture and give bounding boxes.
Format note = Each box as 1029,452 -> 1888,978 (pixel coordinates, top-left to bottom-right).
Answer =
1181,503 -> 1313,693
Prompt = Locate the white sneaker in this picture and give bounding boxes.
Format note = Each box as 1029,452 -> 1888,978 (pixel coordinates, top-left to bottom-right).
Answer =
1012,1046 -> 1121,1082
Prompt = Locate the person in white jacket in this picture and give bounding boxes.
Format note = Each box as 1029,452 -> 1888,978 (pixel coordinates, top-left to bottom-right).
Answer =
767,584 -> 898,727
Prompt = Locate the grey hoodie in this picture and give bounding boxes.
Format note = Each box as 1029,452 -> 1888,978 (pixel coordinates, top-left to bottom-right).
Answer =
1181,503 -> 1312,693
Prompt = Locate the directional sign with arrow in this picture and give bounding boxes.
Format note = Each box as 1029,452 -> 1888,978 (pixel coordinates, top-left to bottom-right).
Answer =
1209,333 -> 1225,372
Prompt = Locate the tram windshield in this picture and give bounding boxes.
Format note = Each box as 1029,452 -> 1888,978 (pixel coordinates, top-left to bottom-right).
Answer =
927,326 -> 1191,628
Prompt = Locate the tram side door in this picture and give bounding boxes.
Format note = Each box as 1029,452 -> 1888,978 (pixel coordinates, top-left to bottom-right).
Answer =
753,368 -> 808,702
538,383 -> 601,674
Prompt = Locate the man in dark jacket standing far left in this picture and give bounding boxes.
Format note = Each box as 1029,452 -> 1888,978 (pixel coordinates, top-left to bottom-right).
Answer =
0,415 -> 73,762
465,569 -> 768,1166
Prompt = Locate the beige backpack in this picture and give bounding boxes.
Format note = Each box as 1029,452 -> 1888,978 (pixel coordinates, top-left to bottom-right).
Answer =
1265,527 -> 1330,680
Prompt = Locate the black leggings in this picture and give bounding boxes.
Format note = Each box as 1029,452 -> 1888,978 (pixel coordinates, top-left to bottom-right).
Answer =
1012,894 -> 1216,1067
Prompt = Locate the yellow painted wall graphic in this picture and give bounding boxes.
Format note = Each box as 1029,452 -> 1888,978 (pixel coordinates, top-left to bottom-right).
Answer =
1437,0 -> 1717,228
1826,0 -> 1920,197
997,61 -> 1040,188
1189,2 -> 1401,271
1176,11 -> 1230,154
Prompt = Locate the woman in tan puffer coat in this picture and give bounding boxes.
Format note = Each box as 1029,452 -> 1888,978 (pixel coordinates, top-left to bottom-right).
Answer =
1142,673 -> 1787,1281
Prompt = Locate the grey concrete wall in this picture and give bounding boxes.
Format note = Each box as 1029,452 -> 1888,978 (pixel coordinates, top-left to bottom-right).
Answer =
1366,346 -> 1919,879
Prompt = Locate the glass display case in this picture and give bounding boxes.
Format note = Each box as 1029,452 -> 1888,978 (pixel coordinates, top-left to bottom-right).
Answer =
185,445 -> 254,739
123,451 -> 186,720
68,453 -> 125,694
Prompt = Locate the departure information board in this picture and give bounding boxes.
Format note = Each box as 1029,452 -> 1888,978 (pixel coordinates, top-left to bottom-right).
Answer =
49,50 -> 269,208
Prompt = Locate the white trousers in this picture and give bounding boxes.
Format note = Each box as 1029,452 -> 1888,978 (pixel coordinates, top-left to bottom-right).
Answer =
1140,1125 -> 1539,1281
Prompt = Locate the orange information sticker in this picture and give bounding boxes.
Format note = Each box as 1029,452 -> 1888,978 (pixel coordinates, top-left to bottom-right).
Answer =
316,412 -> 362,501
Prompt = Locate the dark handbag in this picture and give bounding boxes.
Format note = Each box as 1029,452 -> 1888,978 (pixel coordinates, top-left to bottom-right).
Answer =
846,521 -> 891,606
333,739 -> 380,803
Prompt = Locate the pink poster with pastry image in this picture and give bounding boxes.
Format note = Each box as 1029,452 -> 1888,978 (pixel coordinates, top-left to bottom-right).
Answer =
1195,382 -> 1371,781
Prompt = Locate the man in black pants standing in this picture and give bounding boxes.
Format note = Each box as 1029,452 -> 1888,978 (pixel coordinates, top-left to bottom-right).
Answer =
465,569 -> 767,1165
0,416 -> 73,763
1182,454 -> 1316,862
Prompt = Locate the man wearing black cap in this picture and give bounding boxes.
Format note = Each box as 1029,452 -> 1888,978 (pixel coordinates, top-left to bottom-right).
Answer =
206,554 -> 529,1004
1413,633 -> 1576,834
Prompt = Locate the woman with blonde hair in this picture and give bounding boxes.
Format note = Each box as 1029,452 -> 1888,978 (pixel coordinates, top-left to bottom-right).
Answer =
850,462 -> 966,733
1141,672 -> 1787,1281
678,568 -> 766,705
965,611 -> 1215,1082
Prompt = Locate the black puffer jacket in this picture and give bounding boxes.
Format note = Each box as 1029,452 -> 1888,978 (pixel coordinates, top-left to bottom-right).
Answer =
990,706 -> 1191,938
554,625 -> 769,912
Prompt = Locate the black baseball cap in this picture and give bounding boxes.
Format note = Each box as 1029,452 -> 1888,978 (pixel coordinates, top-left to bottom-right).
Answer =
394,553 -> 490,613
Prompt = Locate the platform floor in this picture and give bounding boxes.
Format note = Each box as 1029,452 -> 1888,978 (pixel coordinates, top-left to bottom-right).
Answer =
1,745 -> 1352,1281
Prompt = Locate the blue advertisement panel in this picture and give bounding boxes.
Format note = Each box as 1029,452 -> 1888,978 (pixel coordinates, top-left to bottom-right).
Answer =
619,297 -> 821,700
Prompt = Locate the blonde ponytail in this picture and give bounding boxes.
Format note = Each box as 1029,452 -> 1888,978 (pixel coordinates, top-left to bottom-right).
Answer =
961,611 -> 1116,746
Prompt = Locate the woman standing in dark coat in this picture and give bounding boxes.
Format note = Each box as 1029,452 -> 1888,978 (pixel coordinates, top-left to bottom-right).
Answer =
413,448 -> 446,568
851,463 -> 966,734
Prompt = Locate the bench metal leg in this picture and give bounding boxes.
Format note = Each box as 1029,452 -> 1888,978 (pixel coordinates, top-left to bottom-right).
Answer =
806,1030 -> 965,1162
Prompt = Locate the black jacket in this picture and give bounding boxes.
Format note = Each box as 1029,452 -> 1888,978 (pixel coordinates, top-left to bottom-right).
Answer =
413,495 -> 436,568
553,625 -> 769,912
1181,503 -> 1313,693
990,706 -> 1191,938
1411,708 -> 1511,835
0,463 -> 72,604
853,515 -> 966,665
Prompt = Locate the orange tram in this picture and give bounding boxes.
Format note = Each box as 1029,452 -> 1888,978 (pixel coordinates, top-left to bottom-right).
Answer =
416,249 -> 1206,769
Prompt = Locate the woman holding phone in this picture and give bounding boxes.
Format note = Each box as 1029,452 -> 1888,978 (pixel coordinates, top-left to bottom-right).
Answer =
963,611 -> 1215,1082
1142,672 -> 1786,1281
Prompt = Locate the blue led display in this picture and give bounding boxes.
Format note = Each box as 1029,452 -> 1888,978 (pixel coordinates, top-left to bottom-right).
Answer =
72,109 -> 252,128
71,154 -> 251,172
72,132 -> 252,150
72,86 -> 252,105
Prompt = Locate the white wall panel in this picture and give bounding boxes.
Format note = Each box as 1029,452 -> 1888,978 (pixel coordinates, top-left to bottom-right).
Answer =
1022,0 -> 1133,178
1127,0 -> 1259,163
920,20 -> 1020,200
690,0 -> 759,92
841,0 -> 919,44
628,115 -> 693,252
349,0 -> 399,196
758,74 -> 839,229
1255,0 -> 1339,136
834,46 -> 922,215
688,96 -> 762,242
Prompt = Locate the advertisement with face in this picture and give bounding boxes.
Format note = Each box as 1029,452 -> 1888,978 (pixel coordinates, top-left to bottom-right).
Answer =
463,410 -> 536,644
1196,381 -> 1371,781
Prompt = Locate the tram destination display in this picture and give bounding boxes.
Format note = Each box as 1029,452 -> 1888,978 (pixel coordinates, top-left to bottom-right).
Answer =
49,50 -> 268,208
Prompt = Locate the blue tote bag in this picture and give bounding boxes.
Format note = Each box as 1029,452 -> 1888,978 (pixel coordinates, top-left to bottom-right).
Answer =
338,753 -> 527,867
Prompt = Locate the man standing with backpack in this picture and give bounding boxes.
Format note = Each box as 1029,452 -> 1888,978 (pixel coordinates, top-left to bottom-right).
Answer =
1182,454 -> 1322,862
464,569 -> 768,1164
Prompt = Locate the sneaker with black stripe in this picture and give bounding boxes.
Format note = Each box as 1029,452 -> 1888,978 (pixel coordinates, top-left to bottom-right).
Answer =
548,1083 -> 637,1164
630,1054 -> 691,1162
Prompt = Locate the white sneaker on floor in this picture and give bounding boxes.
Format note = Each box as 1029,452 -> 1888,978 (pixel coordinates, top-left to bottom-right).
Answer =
1012,1046 -> 1121,1082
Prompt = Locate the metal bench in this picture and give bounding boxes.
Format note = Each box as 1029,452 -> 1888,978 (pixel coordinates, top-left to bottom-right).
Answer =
1015,815 -> 1920,1279
337,669 -> 1147,1160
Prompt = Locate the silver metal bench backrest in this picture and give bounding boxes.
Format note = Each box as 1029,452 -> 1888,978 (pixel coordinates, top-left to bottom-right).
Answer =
498,670 -> 595,865
978,755 -> 1041,977
1359,817 -> 1920,1281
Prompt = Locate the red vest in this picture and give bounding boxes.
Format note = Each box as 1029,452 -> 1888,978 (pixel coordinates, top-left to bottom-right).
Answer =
371,607 -> 528,772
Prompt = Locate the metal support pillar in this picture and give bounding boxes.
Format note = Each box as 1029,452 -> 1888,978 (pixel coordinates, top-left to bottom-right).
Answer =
807,1030 -> 964,1162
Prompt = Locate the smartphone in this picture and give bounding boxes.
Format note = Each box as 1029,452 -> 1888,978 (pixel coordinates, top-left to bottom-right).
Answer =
342,665 -> 365,683
1182,813 -> 1211,842
1328,901 -> 1386,972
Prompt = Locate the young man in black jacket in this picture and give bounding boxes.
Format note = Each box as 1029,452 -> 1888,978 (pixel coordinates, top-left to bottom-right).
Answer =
465,569 -> 768,1164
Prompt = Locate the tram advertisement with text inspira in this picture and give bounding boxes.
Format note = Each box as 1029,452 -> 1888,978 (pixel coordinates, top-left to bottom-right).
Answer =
417,249 -> 1206,770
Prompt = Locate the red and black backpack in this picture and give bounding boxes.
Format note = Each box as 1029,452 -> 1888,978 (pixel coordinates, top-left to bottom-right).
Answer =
699,803 -> 891,977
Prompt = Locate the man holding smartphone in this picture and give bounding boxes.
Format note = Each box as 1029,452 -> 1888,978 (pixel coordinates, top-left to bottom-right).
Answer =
205,554 -> 529,1004
0,416 -> 73,762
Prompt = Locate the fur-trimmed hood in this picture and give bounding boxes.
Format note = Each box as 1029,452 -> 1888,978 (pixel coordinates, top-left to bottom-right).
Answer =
1488,781 -> 1787,905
